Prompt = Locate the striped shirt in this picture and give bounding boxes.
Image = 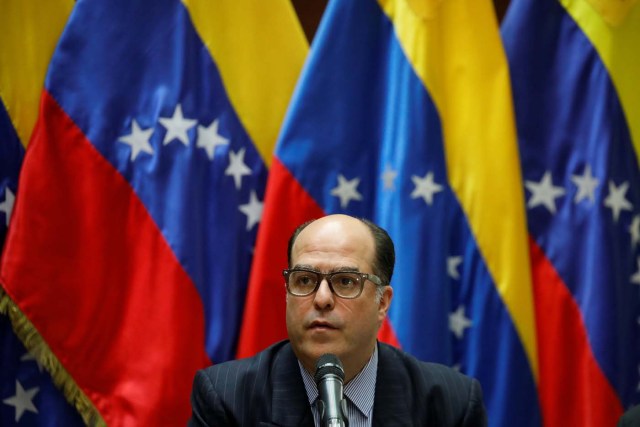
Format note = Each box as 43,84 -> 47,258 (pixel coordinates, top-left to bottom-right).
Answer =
298,346 -> 378,427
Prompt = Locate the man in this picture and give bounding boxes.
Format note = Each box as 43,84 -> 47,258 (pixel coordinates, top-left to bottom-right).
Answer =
189,214 -> 487,426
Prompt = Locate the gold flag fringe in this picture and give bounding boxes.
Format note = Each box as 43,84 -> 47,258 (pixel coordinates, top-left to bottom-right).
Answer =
0,288 -> 106,426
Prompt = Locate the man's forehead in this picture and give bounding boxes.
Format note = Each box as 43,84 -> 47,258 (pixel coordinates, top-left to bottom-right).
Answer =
291,222 -> 374,270
296,215 -> 371,243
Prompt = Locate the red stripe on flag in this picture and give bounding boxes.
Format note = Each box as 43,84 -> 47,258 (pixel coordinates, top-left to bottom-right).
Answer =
377,317 -> 400,348
237,157 -> 401,357
530,238 -> 623,426
0,91 -> 210,426
237,157 -> 325,357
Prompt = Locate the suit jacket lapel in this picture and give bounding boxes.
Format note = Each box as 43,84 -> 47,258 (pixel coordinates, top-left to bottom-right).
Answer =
373,343 -> 412,426
270,342 -> 314,427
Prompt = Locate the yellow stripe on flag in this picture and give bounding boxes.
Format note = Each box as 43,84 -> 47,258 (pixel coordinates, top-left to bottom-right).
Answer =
182,0 -> 308,166
0,0 -> 74,147
559,0 -> 640,161
378,0 -> 539,379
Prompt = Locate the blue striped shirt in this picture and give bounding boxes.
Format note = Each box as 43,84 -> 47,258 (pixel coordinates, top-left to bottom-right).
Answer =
299,346 -> 378,427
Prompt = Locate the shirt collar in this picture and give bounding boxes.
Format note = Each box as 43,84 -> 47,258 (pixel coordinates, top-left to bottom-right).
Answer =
298,345 -> 378,418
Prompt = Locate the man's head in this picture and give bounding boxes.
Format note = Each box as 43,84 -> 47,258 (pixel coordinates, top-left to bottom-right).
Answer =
285,214 -> 394,382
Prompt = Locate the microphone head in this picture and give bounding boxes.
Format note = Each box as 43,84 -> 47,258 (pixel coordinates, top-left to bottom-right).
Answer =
314,353 -> 345,383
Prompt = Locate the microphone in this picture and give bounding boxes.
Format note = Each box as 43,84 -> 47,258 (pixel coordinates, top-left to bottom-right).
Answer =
314,354 -> 348,427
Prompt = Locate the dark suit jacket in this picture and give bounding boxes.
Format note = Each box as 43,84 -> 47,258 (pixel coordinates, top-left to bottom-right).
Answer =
618,405 -> 640,427
189,340 -> 487,426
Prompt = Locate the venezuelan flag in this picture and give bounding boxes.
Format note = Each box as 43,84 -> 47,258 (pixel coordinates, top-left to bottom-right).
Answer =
503,0 -> 640,424
0,0 -> 306,424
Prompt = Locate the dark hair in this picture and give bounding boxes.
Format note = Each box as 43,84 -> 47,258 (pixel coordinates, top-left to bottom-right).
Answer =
287,217 -> 395,286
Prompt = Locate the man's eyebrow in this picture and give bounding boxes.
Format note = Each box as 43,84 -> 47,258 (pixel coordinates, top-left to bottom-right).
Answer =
292,264 -> 360,273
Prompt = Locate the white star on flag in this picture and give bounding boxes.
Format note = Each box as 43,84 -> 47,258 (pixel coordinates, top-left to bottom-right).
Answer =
381,164 -> 398,191
570,164 -> 599,203
447,256 -> 462,280
118,119 -> 154,161
158,104 -> 196,146
239,190 -> 263,231
330,174 -> 363,208
2,381 -> 39,422
20,352 -> 43,372
630,215 -> 640,249
197,119 -> 229,160
603,180 -> 633,223
631,257 -> 640,285
410,172 -> 443,205
225,148 -> 252,190
449,305 -> 472,339
525,171 -> 565,214
0,186 -> 15,227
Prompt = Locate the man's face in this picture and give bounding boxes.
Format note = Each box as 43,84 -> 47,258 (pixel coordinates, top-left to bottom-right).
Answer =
285,215 -> 392,381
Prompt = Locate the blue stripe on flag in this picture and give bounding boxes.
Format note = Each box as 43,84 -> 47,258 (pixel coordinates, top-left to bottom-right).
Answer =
0,100 -> 23,244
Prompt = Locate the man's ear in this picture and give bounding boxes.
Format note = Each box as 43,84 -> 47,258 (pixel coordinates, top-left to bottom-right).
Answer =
378,286 -> 393,319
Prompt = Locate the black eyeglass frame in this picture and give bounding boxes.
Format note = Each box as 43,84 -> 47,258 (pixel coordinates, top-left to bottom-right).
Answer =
282,268 -> 384,299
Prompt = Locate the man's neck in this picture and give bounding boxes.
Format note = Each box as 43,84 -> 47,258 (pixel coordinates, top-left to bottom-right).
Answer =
300,343 -> 377,384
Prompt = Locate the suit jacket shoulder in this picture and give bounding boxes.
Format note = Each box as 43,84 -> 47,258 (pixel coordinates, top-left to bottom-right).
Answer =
188,341 -> 314,427
374,343 -> 487,427
618,404 -> 640,427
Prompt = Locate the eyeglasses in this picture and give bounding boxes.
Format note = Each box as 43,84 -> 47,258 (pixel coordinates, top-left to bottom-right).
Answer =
283,268 -> 383,299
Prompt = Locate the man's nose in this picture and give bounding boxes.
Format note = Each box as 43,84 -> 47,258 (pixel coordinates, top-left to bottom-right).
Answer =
313,278 -> 335,310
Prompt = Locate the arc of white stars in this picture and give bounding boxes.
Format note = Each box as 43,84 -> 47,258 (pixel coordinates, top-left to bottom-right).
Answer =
225,148 -> 252,190
0,187 -> 15,227
197,119 -> 229,160
525,171 -> 565,214
330,174 -> 363,208
158,104 -> 196,146
631,257 -> 640,285
2,380 -> 39,422
238,191 -> 263,231
447,256 -> 462,280
411,172 -> 443,206
118,119 -> 154,161
570,164 -> 599,204
603,180 -> 633,223
630,215 -> 640,249
381,165 -> 398,191
449,305 -> 472,339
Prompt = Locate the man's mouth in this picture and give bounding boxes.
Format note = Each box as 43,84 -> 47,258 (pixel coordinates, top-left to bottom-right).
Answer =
308,320 -> 337,330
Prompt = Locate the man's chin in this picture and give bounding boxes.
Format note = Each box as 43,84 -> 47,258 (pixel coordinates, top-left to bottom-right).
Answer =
297,340 -> 344,365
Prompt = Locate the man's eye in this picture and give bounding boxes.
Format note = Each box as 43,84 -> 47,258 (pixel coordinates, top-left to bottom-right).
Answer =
334,275 -> 356,287
296,275 -> 315,286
